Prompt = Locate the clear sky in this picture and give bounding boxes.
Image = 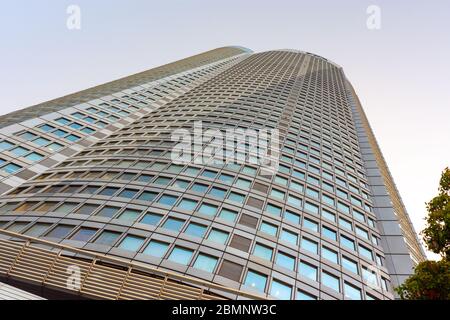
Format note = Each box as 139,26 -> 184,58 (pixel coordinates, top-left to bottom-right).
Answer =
1,0 -> 449,258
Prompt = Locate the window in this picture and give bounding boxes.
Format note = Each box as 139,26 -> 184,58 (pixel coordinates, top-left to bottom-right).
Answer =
244,270 -> 267,292
276,252 -> 295,270
198,203 -> 218,216
95,231 -> 120,246
322,209 -> 336,222
342,256 -> 358,274
284,210 -> 300,224
96,206 -> 119,218
209,187 -> 226,199
6,222 -> 28,232
71,228 -> 97,242
218,208 -> 237,222
46,225 -> 73,239
340,235 -> 355,250
54,202 -> 78,214
162,217 -> 184,232
301,238 -> 318,254
260,222 -> 277,236
24,152 -> 44,162
2,163 -> 22,173
358,245 -> 373,261
304,202 -> 319,214
140,213 -> 162,226
173,179 -> 189,189
191,183 -> 208,193
344,283 -> 362,300
235,178 -> 251,189
303,218 -> 318,232
119,235 -> 145,251
75,204 -> 99,216
11,146 -> 30,156
143,240 -> 168,258
185,223 -> 207,238
339,217 -> 352,230
0,141 -> 14,150
266,203 -> 282,216
253,243 -> 273,261
337,202 -> 350,214
218,174 -> 234,183
299,261 -> 317,281
296,290 -> 317,300
322,247 -> 338,264
24,223 -> 51,237
117,209 -> 141,222
47,142 -> 64,151
137,191 -> 157,202
168,247 -> 193,265
287,195 -> 302,207
154,177 -> 171,186
322,272 -> 340,292
193,254 -> 218,273
99,187 -> 119,196
228,192 -> 245,204
280,229 -> 298,245
322,226 -> 337,241
118,189 -> 138,199
270,188 -> 285,199
270,280 -> 292,300
207,229 -> 229,244
356,226 -> 369,240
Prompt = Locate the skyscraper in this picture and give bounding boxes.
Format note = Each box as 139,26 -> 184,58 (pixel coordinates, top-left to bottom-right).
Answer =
0,47 -> 425,300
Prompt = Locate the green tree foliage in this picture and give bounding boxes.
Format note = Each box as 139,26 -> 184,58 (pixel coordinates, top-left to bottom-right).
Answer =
396,168 -> 450,300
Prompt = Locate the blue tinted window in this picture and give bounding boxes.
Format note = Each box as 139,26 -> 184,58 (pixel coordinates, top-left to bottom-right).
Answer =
284,210 -> 300,224
344,283 -> 362,300
140,213 -> 162,226
280,229 -> 298,245
66,134 -> 81,142
158,195 -> 178,206
322,272 -> 340,292
296,290 -> 316,300
33,137 -> 51,146
322,226 -> 337,241
266,203 -> 282,216
301,238 -> 318,254
39,124 -> 55,132
303,218 -> 318,232
275,252 -> 295,270
95,231 -> 120,246
193,254 -> 218,273
253,244 -> 273,260
191,183 -> 208,193
143,240 -> 168,258
11,147 -> 29,156
270,280 -> 292,300
24,152 -> 44,162
342,256 -> 358,274
198,203 -> 218,216
168,247 -> 193,265
207,229 -> 229,244
119,235 -> 145,252
299,261 -> 317,281
260,222 -> 277,236
177,199 -> 198,211
228,192 -> 245,204
0,141 -> 14,150
162,218 -> 184,232
2,163 -> 22,174
322,247 -> 338,264
244,270 -> 267,292
185,223 -> 207,238
218,208 -> 237,222
138,191 -> 158,201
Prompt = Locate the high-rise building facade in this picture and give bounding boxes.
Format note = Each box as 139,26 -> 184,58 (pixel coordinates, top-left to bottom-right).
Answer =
0,47 -> 425,300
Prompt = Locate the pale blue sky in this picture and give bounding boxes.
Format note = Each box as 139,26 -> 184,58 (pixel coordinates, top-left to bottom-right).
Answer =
1,0 -> 449,258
